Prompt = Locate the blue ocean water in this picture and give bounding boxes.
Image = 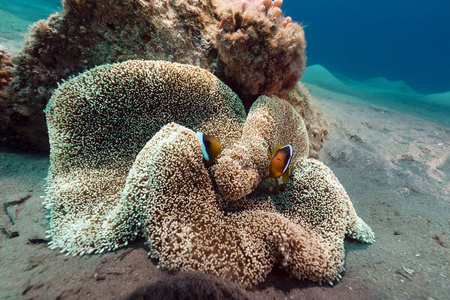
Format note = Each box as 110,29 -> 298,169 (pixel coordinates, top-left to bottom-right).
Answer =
283,0 -> 450,95
0,0 -> 60,22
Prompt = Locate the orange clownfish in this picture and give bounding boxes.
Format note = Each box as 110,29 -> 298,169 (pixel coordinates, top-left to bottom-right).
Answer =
196,132 -> 222,168
267,144 -> 293,192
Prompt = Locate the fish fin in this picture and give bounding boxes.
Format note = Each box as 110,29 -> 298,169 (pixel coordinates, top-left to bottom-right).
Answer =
268,147 -> 272,160
272,145 -> 283,157
274,178 -> 279,193
282,168 -> 290,184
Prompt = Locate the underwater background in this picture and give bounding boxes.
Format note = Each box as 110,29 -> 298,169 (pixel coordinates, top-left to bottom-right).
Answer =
0,1 -> 449,299
0,0 -> 61,26
283,0 -> 450,95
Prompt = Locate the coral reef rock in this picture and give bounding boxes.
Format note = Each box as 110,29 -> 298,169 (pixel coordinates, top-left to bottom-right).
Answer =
0,46 -> 15,145
0,46 -> 13,90
44,60 -> 373,288
285,82 -> 329,158
2,0 -> 309,150
214,0 -> 306,96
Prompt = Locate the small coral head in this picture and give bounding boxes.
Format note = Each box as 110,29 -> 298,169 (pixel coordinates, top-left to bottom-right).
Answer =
273,0 -> 283,8
196,132 -> 222,168
269,6 -> 282,17
268,144 -> 293,180
262,0 -> 272,9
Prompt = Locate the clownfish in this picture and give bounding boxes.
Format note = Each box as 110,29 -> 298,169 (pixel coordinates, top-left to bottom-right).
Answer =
266,144 -> 293,192
196,132 -> 222,168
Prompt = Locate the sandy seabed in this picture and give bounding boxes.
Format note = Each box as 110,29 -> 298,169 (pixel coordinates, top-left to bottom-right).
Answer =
1,79 -> 448,299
